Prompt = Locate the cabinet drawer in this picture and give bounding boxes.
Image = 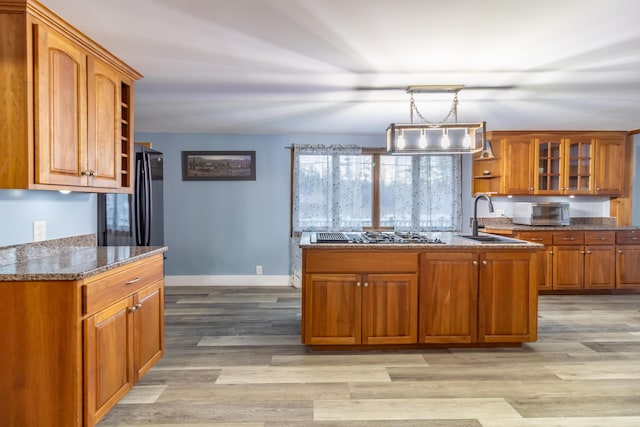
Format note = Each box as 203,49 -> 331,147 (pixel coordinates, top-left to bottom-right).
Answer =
305,250 -> 417,273
515,231 -> 552,245
84,255 -> 163,315
617,230 -> 640,245
584,231 -> 615,245
552,231 -> 584,245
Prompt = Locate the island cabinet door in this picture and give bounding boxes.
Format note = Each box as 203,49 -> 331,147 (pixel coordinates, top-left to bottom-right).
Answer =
303,273 -> 361,345
362,273 -> 418,345
418,252 -> 478,344
478,252 -> 537,343
616,245 -> 640,289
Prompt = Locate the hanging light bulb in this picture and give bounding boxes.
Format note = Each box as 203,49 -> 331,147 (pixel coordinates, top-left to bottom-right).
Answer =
418,129 -> 427,149
440,128 -> 450,149
396,129 -> 406,150
462,128 -> 471,148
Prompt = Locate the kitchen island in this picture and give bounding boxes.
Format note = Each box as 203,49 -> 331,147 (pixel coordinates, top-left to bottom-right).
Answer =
300,231 -> 542,349
0,238 -> 167,427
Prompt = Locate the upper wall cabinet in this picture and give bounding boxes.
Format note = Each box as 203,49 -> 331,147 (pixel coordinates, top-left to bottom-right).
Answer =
472,131 -> 629,197
0,0 -> 142,193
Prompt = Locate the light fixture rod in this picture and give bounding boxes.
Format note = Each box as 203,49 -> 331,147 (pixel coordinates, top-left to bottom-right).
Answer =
406,85 -> 464,93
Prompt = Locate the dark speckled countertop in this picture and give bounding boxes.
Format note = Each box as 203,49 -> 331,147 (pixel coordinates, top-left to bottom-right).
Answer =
300,231 -> 543,249
0,234 -> 167,282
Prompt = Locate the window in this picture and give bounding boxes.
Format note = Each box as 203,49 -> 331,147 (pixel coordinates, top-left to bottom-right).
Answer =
292,146 -> 462,232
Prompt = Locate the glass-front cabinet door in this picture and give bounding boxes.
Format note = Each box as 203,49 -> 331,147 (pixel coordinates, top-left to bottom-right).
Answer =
534,136 -> 593,195
564,138 -> 593,194
535,138 -> 562,194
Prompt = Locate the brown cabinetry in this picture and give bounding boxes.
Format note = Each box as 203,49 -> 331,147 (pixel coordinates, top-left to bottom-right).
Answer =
420,250 -> 536,344
0,254 -> 164,427
303,247 -> 537,347
552,231 -> 615,290
473,131 -> 628,197
479,251 -> 537,342
419,252 -> 478,343
513,231 -> 553,291
303,251 -> 418,345
0,0 -> 141,192
616,231 -> 640,289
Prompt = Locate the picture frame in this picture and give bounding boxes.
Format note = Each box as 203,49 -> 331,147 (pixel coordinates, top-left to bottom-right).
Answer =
181,151 -> 256,181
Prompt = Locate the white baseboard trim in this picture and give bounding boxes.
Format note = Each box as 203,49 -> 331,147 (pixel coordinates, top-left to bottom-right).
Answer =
165,275 -> 292,287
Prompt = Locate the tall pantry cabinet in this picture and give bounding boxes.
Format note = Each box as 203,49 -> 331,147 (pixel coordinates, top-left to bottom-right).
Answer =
0,0 -> 141,192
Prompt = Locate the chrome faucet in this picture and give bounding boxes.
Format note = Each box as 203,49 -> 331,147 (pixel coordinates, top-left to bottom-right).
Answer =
471,194 -> 494,236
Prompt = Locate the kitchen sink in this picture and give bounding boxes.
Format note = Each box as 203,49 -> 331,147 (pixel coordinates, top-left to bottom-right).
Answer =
459,235 -> 528,244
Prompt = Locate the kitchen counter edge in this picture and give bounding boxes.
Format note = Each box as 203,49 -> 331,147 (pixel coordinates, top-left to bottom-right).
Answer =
299,232 -> 543,249
0,246 -> 168,282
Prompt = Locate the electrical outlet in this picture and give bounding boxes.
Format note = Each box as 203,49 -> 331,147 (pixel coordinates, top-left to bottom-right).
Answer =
256,265 -> 263,275
33,221 -> 46,242
496,209 -> 505,217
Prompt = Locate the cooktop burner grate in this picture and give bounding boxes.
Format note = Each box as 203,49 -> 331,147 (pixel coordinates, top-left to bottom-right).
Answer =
315,232 -> 349,243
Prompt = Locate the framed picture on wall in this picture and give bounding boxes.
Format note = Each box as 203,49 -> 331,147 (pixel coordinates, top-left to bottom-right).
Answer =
181,151 -> 256,181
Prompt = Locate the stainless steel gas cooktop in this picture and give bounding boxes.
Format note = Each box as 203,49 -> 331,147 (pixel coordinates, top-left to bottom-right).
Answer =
312,231 -> 444,244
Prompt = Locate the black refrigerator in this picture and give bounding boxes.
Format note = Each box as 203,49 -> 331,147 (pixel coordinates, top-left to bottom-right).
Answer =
97,146 -> 164,246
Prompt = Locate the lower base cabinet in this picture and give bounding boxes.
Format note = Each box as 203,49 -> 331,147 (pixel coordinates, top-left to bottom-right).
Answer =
0,253 -> 164,427
84,280 -> 164,425
420,251 -> 536,344
303,272 -> 418,345
302,248 -> 537,347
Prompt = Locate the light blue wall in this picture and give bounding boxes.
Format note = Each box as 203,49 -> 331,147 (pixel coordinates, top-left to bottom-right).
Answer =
136,132 -> 384,276
0,190 -> 96,246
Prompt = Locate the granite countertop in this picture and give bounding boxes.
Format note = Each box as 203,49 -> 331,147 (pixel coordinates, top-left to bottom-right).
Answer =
0,235 -> 167,281
483,224 -> 640,232
300,231 -> 543,249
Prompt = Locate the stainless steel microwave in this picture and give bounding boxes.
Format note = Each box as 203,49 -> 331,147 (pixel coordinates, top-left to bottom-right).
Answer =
512,202 -> 570,226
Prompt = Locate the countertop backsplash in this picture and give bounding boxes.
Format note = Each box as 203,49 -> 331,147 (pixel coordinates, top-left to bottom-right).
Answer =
478,216 -> 618,228
0,234 -> 96,267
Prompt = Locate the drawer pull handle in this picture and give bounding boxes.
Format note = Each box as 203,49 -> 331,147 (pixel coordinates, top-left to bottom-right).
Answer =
125,277 -> 141,285
530,238 -> 543,241
562,237 -> 576,241
631,237 -> 639,240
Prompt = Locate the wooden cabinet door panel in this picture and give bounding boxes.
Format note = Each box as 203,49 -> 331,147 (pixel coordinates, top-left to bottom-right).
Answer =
87,57 -> 121,188
303,274 -> 361,345
552,245 -> 584,290
134,281 -> 164,380
479,252 -> 535,342
594,137 -> 626,195
84,297 -> 134,426
363,273 -> 418,345
34,23 -> 87,187
419,252 -> 478,343
584,245 -> 615,289
502,137 -> 534,194
616,246 -> 640,289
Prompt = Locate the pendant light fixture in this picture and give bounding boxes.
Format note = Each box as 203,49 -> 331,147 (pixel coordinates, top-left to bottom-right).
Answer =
386,85 -> 486,155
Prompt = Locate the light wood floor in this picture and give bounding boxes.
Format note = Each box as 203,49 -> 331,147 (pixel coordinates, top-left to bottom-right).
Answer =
99,286 -> 640,426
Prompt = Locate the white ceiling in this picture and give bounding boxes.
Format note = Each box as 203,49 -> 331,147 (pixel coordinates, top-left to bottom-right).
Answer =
45,0 -> 640,135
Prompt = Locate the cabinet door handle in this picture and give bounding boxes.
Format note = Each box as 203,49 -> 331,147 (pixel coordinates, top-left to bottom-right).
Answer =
586,251 -> 591,254
81,170 -> 89,177
128,303 -> 141,313
549,251 -> 554,255
364,282 -> 368,287
472,260 -> 478,266
618,250 -> 623,254
125,277 -> 141,285
482,260 -> 488,266
596,188 -> 601,191
356,282 -> 361,287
